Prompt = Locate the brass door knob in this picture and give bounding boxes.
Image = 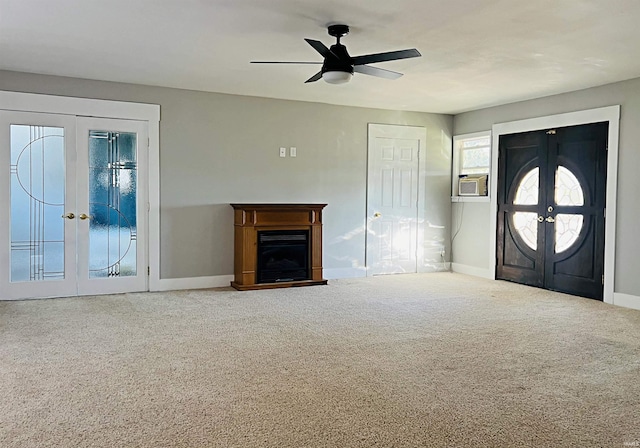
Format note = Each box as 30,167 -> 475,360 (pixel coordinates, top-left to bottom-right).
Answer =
373,212 -> 382,218
62,213 -> 75,219
545,216 -> 555,223
79,213 -> 91,220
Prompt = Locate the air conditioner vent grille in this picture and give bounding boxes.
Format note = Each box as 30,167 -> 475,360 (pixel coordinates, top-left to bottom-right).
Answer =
459,175 -> 488,196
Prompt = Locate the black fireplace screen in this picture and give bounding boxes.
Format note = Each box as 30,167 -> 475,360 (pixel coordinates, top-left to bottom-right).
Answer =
257,230 -> 310,283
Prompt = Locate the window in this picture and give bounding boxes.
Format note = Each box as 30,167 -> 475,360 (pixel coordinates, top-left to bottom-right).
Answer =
511,165 -> 586,253
452,131 -> 491,199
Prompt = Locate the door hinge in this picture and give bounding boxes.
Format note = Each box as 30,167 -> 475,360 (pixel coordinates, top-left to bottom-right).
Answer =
546,129 -> 557,135
148,266 -> 150,275
603,207 -> 606,218
602,274 -> 604,285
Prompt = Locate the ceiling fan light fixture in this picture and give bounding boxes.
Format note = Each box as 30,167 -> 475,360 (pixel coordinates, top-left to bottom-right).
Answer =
322,71 -> 353,84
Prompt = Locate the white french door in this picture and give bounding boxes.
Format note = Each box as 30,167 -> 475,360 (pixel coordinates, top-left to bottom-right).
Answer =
0,111 -> 148,299
76,117 -> 148,296
0,111 -> 77,299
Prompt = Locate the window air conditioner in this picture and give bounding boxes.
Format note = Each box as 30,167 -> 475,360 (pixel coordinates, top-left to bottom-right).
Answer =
459,174 -> 488,196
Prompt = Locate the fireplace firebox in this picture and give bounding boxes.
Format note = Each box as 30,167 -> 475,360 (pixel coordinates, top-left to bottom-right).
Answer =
230,203 -> 327,290
257,230 -> 309,283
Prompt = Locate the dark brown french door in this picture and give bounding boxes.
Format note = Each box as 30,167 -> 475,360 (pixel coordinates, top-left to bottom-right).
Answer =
496,122 -> 608,300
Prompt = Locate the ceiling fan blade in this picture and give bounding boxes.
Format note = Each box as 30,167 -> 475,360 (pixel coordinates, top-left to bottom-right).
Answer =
251,61 -> 321,64
353,65 -> 403,80
304,39 -> 339,60
352,48 -> 421,66
305,71 -> 323,83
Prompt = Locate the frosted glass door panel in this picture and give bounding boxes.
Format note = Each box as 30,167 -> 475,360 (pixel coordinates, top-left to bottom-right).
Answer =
10,125 -> 66,282
88,131 -> 138,278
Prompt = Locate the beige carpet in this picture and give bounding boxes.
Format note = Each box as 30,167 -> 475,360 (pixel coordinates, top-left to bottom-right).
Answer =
1,272 -> 639,447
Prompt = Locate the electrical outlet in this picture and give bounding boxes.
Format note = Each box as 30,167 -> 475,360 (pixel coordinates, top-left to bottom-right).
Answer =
290,147 -> 297,157
279,147 -> 286,158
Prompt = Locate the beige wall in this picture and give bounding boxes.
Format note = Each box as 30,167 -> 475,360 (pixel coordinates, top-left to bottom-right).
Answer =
453,76 -> 640,297
0,70 -> 452,279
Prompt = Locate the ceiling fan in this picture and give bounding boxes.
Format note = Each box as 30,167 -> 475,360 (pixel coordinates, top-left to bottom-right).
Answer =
251,24 -> 422,84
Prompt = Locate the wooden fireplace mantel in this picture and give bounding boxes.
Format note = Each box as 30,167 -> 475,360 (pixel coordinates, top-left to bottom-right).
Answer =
230,203 -> 328,291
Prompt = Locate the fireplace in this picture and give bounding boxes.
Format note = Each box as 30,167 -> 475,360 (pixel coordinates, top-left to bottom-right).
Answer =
230,204 -> 327,290
257,230 -> 309,283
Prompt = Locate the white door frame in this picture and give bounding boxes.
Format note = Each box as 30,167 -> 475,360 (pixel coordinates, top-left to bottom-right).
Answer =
366,123 -> 428,275
0,90 -> 161,297
489,105 -> 620,304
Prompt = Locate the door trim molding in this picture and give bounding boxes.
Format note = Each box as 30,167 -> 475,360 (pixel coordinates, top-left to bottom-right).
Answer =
0,90 -> 161,295
0,90 -> 159,121
489,105 -> 620,304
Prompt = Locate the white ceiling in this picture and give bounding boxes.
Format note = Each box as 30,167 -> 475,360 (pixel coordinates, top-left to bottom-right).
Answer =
2,0 -> 640,114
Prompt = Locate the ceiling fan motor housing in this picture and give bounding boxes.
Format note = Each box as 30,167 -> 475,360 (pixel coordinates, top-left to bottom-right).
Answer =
322,43 -> 354,75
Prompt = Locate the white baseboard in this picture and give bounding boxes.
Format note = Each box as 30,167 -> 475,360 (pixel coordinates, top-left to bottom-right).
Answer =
418,262 -> 451,273
154,275 -> 234,292
326,265 -> 452,279
324,267 -> 367,279
451,263 -> 493,279
155,269 -> 368,290
612,292 -> 640,311
155,269 -> 367,291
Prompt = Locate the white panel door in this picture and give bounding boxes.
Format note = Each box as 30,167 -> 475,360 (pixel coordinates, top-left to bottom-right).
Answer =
0,113 -> 148,299
366,125 -> 421,275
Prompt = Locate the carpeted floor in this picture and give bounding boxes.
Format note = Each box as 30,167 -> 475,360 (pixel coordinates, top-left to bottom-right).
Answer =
1,272 -> 639,447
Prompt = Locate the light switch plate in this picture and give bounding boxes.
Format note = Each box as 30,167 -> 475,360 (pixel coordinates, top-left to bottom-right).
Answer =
290,147 -> 297,157
279,147 -> 286,157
